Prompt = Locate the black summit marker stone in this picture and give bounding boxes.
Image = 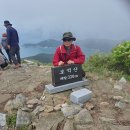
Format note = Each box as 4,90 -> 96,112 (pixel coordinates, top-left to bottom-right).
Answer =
51,64 -> 82,87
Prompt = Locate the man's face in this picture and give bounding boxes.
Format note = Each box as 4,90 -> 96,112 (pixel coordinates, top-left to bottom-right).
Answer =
63,38 -> 73,47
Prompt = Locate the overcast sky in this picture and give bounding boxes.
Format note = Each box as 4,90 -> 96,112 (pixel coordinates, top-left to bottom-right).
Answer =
0,0 -> 130,43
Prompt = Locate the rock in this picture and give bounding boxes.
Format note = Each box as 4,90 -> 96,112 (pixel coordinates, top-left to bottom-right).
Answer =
79,103 -> 84,108
109,78 -> 113,83
16,93 -> 26,102
104,125 -> 130,130
16,109 -> 31,128
74,109 -> 93,125
119,77 -> 127,84
61,103 -> 68,107
122,95 -> 130,103
27,104 -> 34,109
115,101 -> 126,109
36,112 -> 64,130
100,117 -> 116,124
52,92 -> 69,104
113,96 -> 123,101
53,95 -> 67,106
34,83 -> 45,92
32,106 -> 41,116
21,107 -> 31,112
40,96 -> 46,101
114,77 -> 127,91
32,106 -> 45,116
63,119 -> 74,130
54,104 -> 61,111
31,122 -> 36,130
93,75 -> 99,81
39,106 -> 45,112
0,113 -> 6,128
100,102 -> 109,107
43,95 -> 54,106
61,104 -> 81,117
4,100 -> 14,113
5,93 -> 26,112
37,100 -> 42,105
114,84 -> 122,90
86,102 -> 94,110
44,105 -> 53,113
0,94 -> 11,104
74,125 -> 95,130
67,115 -> 74,119
27,99 -> 39,105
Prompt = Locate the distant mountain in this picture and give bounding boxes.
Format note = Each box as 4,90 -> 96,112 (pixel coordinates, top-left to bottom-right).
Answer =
79,39 -> 120,52
25,53 -> 53,63
23,38 -> 121,54
23,39 -> 61,48
24,39 -> 121,63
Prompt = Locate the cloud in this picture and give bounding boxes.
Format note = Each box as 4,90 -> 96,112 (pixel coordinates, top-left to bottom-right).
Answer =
0,0 -> 130,42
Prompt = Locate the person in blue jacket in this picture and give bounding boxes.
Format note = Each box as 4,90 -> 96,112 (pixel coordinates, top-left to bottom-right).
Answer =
4,20 -> 21,68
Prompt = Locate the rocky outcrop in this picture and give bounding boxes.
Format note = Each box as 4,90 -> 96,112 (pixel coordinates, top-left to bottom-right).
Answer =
0,64 -> 130,130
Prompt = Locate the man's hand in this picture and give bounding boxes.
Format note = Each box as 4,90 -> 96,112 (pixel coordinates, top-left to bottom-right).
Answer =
7,45 -> 10,49
67,60 -> 74,64
58,61 -> 64,66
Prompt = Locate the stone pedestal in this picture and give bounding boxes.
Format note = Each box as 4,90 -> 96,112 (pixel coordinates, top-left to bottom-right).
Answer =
45,79 -> 89,94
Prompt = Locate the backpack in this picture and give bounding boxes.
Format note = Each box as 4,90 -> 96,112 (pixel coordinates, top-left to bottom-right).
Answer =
0,53 -> 8,69
1,37 -> 8,49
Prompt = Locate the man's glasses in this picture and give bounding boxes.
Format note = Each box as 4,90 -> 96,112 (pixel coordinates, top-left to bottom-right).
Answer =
63,38 -> 72,42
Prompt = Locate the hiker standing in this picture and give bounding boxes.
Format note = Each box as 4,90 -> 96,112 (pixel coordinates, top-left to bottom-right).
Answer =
4,20 -> 21,68
1,33 -> 12,64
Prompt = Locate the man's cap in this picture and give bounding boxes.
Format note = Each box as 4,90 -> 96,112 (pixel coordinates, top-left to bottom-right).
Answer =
4,20 -> 12,26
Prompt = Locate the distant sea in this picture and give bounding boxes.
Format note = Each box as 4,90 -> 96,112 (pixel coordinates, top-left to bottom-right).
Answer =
20,46 -> 99,58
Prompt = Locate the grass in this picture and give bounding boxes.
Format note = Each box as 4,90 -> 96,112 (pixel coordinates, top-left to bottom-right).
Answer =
6,114 -> 28,130
6,114 -> 16,128
83,53 -> 130,80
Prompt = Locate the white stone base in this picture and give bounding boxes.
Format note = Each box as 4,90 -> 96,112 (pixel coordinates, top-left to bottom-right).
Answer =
70,88 -> 92,104
45,79 -> 89,94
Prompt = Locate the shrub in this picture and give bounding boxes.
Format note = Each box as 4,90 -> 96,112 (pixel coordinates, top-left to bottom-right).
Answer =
111,41 -> 130,74
83,53 -> 111,73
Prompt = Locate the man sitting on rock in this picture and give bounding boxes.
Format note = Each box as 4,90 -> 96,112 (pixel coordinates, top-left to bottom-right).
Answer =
53,32 -> 85,77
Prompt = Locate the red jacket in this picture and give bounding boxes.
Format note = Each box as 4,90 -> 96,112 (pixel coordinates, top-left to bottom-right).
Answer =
53,44 -> 85,66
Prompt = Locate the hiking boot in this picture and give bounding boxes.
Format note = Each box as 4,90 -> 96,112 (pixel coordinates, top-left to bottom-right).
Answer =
8,61 -> 13,64
14,64 -> 21,69
18,63 -> 22,68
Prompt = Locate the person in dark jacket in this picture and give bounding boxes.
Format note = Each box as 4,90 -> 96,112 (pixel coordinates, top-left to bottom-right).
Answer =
53,32 -> 85,66
4,20 -> 21,68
